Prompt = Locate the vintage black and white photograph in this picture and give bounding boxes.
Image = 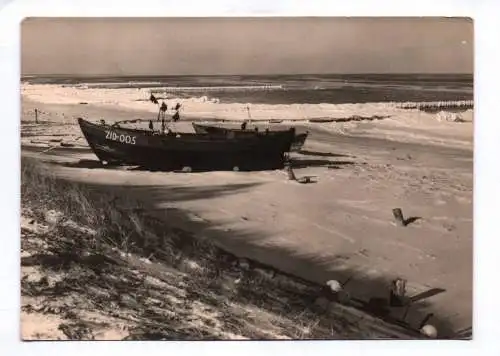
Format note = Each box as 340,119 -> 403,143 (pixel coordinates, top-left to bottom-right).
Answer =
20,17 -> 473,340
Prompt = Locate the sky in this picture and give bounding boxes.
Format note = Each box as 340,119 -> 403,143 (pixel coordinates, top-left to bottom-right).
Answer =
21,17 -> 473,76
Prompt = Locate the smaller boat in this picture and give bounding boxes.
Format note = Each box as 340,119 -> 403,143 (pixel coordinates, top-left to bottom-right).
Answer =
192,122 -> 309,151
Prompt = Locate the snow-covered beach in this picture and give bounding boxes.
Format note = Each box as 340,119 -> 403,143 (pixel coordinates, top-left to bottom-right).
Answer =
20,78 -> 473,339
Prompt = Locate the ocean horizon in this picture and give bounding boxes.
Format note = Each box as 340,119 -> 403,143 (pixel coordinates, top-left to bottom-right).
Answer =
22,73 -> 473,105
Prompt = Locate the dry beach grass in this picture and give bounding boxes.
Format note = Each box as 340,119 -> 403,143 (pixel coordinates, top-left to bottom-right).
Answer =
20,158 -> 426,340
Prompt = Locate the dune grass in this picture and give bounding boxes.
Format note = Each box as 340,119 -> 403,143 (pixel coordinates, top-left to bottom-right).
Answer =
20,158 -> 420,340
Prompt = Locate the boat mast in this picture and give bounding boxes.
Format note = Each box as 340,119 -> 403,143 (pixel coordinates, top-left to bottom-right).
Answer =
246,105 -> 253,126
160,101 -> 168,134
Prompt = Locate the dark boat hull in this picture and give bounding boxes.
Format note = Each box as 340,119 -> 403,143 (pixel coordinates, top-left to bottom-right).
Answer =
192,123 -> 308,152
78,118 -> 294,171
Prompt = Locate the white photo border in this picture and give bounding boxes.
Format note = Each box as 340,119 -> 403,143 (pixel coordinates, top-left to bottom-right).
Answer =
1,0 -> 498,355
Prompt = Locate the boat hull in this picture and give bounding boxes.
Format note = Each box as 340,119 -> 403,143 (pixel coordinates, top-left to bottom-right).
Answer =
78,118 -> 293,171
192,123 -> 307,152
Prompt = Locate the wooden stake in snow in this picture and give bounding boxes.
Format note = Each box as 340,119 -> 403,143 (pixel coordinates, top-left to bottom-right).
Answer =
389,278 -> 407,307
392,208 -> 406,226
34,108 -> 39,123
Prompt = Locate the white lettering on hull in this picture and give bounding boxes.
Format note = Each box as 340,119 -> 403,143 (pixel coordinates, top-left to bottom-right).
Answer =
105,131 -> 137,145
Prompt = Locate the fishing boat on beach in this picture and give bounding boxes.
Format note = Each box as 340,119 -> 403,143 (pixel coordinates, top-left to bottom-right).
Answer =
192,122 -> 309,152
77,118 -> 296,171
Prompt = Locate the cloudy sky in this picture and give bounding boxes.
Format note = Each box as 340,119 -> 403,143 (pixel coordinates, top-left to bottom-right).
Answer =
21,17 -> 473,75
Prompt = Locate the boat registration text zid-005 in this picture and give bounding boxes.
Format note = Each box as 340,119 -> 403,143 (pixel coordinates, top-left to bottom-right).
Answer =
105,131 -> 137,145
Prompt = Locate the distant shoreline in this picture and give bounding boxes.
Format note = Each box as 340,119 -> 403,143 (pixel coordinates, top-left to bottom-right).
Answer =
20,74 -> 473,105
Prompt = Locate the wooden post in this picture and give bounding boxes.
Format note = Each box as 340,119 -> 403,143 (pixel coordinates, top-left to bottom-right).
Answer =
389,278 -> 407,307
34,108 -> 39,123
392,208 -> 406,226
